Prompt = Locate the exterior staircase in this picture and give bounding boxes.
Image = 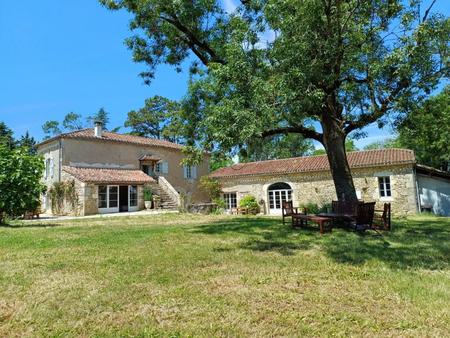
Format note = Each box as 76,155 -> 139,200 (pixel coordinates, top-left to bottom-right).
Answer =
148,178 -> 180,210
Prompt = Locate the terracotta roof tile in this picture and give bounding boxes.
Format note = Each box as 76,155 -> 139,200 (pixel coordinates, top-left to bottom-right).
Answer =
63,166 -> 155,184
210,149 -> 416,178
39,128 -> 183,150
139,154 -> 162,161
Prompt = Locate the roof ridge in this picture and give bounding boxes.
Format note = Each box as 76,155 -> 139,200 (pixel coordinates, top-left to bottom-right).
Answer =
224,148 -> 414,168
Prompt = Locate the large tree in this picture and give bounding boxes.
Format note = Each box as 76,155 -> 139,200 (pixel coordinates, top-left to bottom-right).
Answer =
101,0 -> 449,202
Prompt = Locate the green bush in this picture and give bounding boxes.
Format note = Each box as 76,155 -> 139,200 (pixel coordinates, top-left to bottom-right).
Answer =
143,187 -> 153,201
300,202 -> 330,214
199,176 -> 222,200
239,195 -> 260,214
0,144 -> 45,222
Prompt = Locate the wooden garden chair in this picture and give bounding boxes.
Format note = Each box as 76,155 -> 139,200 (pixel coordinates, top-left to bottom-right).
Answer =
352,202 -> 377,233
282,201 -> 300,225
374,203 -> 391,230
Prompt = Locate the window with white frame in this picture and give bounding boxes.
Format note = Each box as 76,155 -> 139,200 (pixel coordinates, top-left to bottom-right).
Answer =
223,193 -> 237,210
183,165 -> 197,179
129,185 -> 138,207
98,186 -> 108,208
108,186 -> 118,207
378,176 -> 392,198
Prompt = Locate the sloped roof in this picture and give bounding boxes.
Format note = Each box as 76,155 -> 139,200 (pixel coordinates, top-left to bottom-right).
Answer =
38,128 -> 183,150
63,166 -> 155,184
139,154 -> 161,161
210,149 -> 416,178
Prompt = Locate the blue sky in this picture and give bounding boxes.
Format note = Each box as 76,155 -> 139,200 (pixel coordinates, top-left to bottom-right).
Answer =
0,0 -> 448,149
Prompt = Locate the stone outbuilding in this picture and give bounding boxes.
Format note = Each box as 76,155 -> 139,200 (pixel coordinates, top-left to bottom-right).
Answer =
210,148 -> 450,216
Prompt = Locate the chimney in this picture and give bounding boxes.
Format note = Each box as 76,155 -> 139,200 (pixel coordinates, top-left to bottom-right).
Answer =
94,120 -> 103,138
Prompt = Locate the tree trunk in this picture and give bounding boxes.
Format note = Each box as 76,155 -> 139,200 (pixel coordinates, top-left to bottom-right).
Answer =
321,114 -> 358,203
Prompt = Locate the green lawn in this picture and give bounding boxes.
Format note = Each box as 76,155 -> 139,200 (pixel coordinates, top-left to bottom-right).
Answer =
0,214 -> 449,337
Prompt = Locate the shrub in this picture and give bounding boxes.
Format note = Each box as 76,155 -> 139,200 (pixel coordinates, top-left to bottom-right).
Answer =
0,144 -> 45,222
300,202 -> 330,214
143,187 -> 153,201
49,180 -> 80,215
239,195 -> 260,214
199,176 -> 222,200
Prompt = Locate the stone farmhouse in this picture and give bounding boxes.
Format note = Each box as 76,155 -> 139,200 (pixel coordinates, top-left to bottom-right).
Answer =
210,148 -> 450,216
38,123 -> 450,217
37,122 -> 210,216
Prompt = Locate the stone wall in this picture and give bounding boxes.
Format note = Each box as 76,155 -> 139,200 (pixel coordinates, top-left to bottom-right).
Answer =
218,164 -> 418,216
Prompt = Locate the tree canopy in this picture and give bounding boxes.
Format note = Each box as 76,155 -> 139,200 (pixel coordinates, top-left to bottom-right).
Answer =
125,95 -> 183,142
42,108 -> 119,139
397,85 -> 450,170
101,0 -> 449,201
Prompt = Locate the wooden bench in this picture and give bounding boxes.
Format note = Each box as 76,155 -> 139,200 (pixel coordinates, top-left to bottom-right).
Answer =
292,214 -> 333,234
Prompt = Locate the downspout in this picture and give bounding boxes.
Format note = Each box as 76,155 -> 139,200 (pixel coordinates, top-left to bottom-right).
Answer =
413,165 -> 421,213
59,138 -> 63,182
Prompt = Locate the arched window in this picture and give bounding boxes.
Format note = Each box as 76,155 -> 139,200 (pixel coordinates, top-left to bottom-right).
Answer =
268,182 -> 293,214
268,182 -> 292,191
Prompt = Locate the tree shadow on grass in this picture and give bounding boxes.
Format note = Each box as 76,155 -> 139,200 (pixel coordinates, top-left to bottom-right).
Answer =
0,222 -> 65,228
194,216 -> 450,269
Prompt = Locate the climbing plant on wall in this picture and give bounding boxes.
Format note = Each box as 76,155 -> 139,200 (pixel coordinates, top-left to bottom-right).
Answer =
49,180 -> 80,215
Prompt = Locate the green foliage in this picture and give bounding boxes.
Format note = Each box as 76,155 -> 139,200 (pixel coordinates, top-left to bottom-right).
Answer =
88,107 -> 110,129
240,134 -> 314,162
209,153 -> 233,171
239,195 -> 260,214
143,186 -> 153,201
102,0 -> 449,201
125,96 -> 183,142
0,145 -> 45,222
199,176 -> 222,200
300,202 -> 330,214
48,180 -> 80,215
363,138 -> 402,151
62,112 -> 83,131
0,122 -> 15,149
17,131 -> 37,155
42,120 -> 62,140
43,109 -> 120,140
312,139 -> 359,155
396,86 -> 450,169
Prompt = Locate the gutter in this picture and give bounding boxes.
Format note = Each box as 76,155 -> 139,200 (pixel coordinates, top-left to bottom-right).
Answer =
413,165 -> 421,213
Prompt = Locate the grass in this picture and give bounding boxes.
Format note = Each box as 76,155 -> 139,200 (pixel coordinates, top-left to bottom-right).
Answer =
0,214 -> 449,337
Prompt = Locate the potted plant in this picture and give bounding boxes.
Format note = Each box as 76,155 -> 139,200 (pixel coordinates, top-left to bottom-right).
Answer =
144,187 -> 153,209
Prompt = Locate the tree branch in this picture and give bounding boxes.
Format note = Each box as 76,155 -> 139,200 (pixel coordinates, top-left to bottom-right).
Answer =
422,0 -> 437,23
261,126 -> 323,142
161,14 -> 226,66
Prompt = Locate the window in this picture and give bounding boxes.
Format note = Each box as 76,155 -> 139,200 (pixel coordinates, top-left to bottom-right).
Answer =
142,165 -> 150,175
129,185 -> 138,207
98,186 -> 107,208
223,193 -> 237,210
268,182 -> 292,211
45,158 -> 51,179
155,162 -> 161,173
378,176 -> 391,198
108,186 -> 118,207
183,165 -> 197,179
185,165 -> 192,179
